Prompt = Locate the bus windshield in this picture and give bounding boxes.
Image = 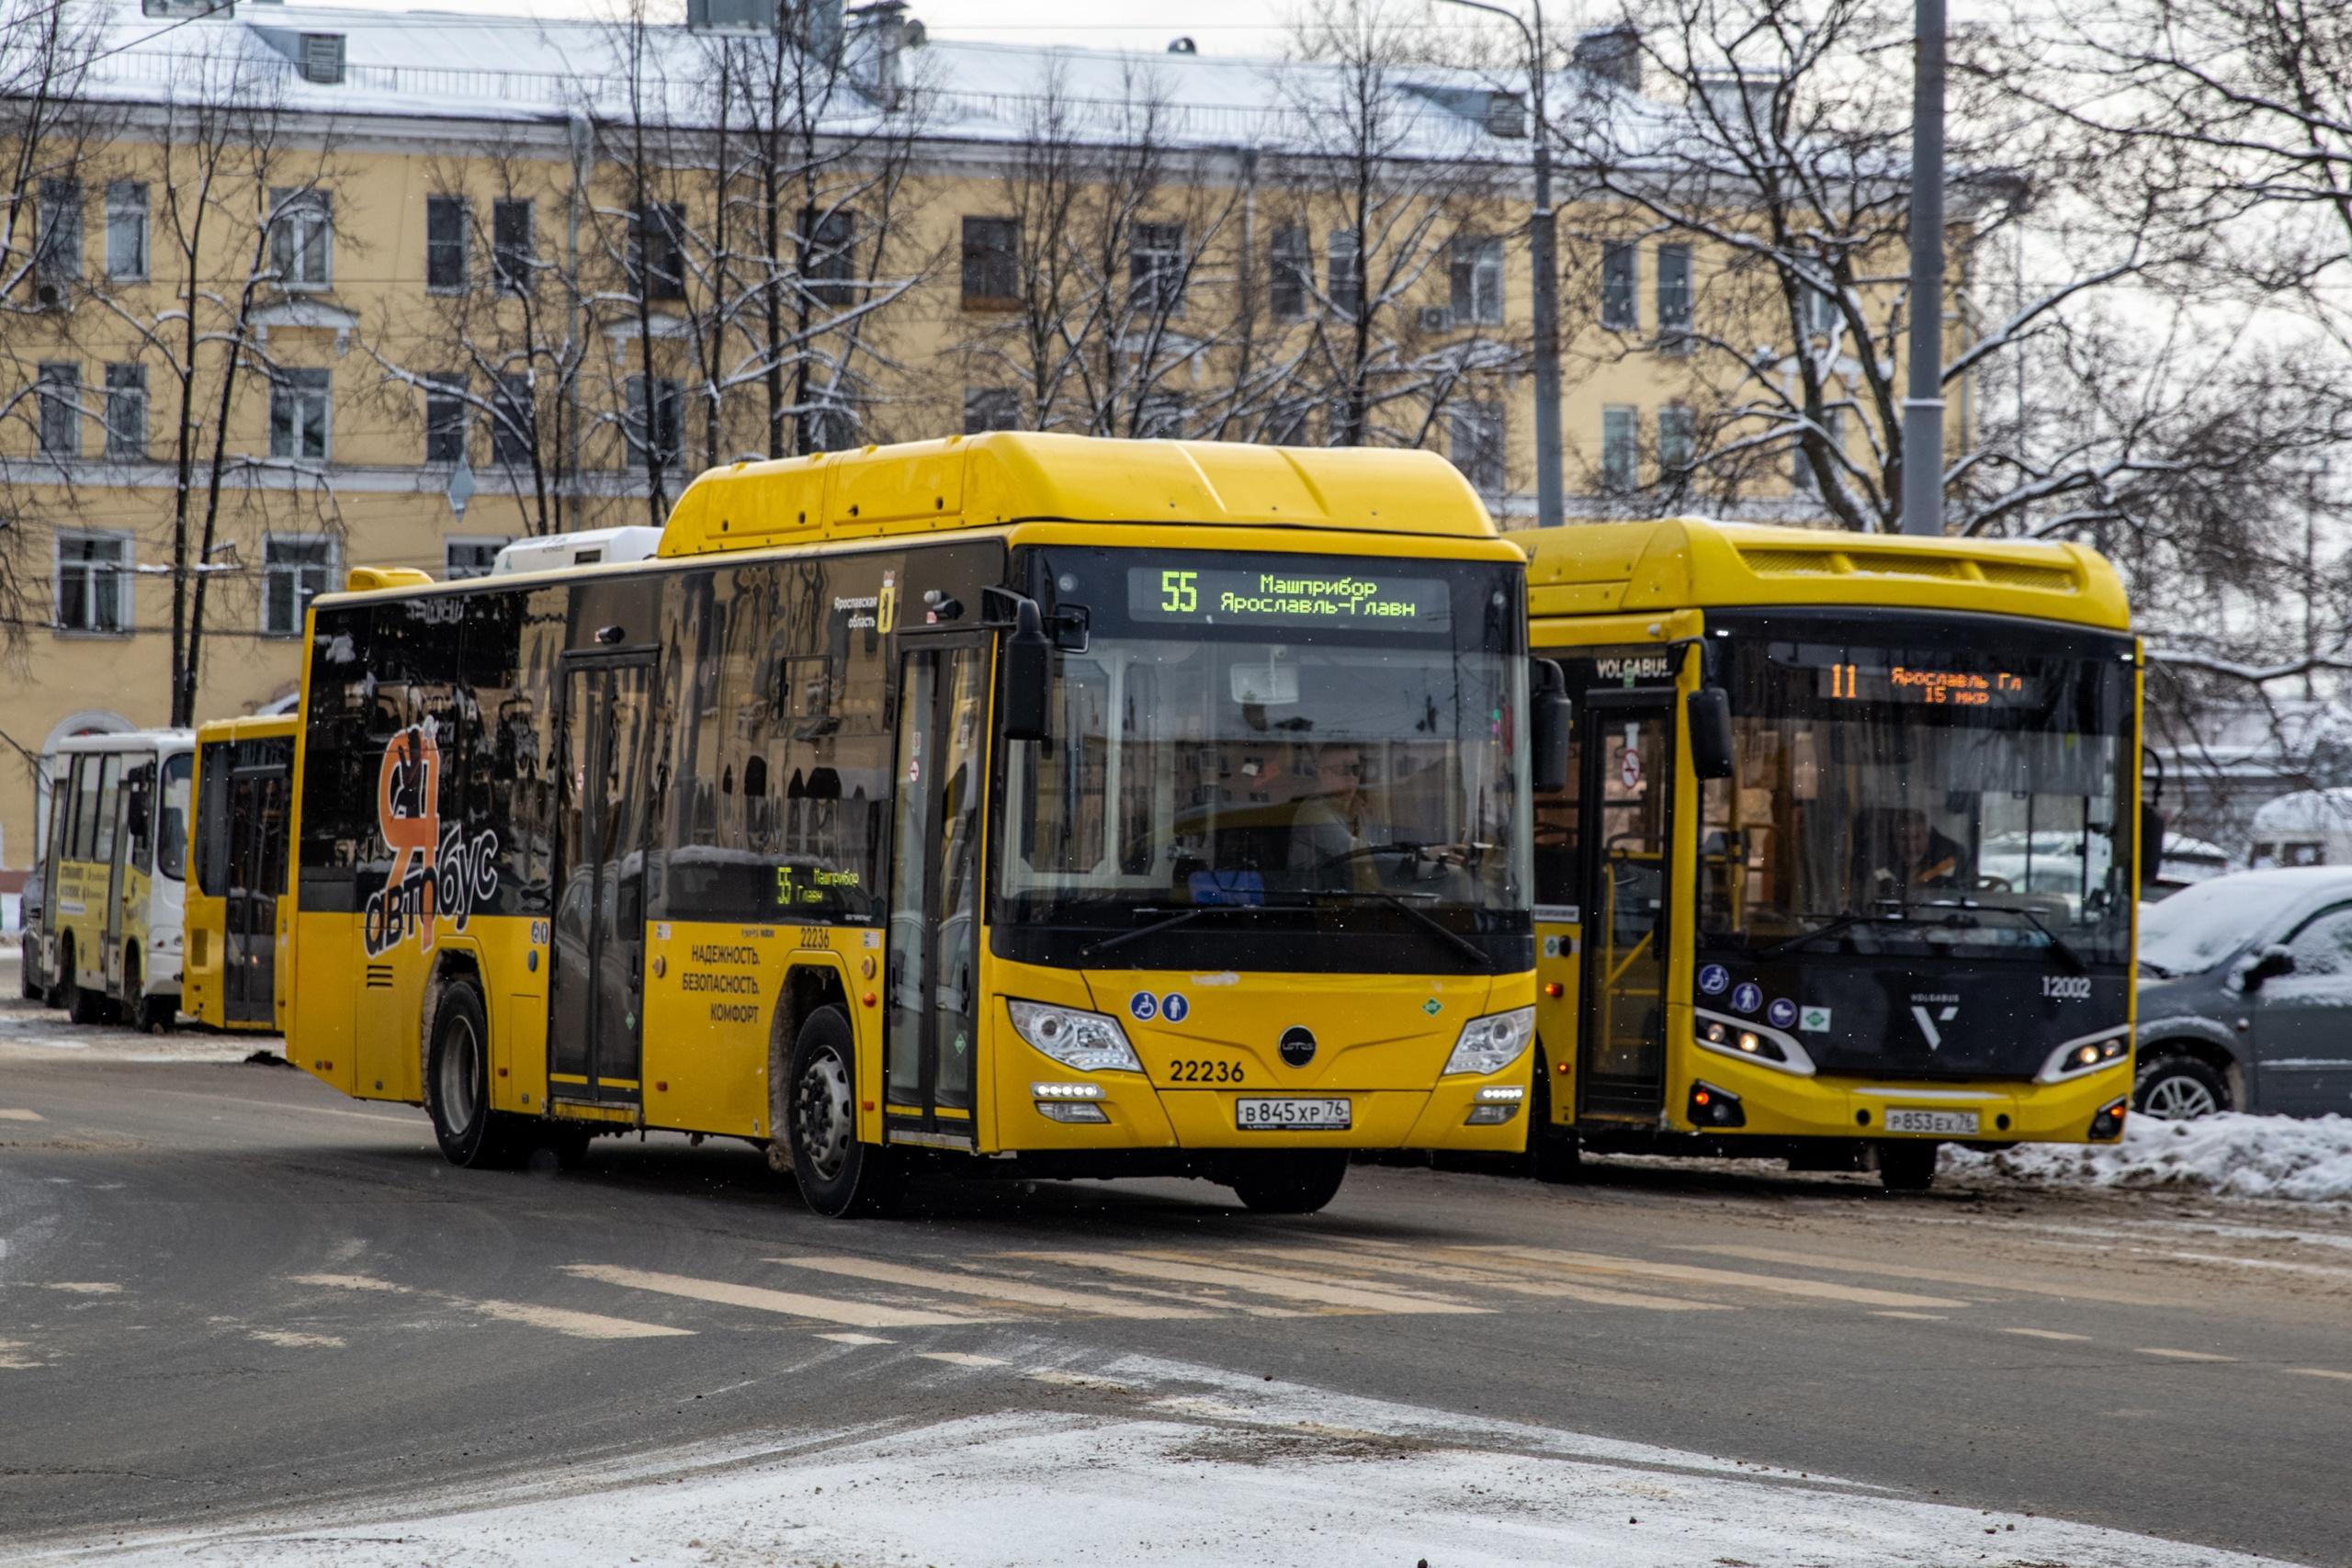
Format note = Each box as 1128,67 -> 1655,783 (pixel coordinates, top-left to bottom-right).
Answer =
995,549 -> 1530,973
157,752 -> 193,882
1697,615 -> 2134,967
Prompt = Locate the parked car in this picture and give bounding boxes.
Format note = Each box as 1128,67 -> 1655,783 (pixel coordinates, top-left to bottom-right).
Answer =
17,859 -> 47,1002
2134,866 -> 2352,1119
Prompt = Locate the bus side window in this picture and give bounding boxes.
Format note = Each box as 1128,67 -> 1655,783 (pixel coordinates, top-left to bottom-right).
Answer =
93,754 -> 123,868
74,754 -> 103,862
124,761 -> 155,875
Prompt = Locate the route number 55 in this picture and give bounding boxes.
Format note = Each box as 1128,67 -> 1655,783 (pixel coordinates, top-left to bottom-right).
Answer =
1160,570 -> 1198,614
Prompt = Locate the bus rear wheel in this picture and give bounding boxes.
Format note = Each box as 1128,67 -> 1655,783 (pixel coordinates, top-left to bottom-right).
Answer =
120,950 -> 171,1034
1228,1152 -> 1350,1214
61,938 -> 106,1026
1876,1140 -> 1940,1191
426,983 -> 518,1169
785,1005 -> 898,1219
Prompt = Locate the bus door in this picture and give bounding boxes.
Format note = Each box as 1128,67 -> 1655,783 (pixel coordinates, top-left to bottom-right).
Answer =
550,653 -> 657,1108
883,638 -> 989,1145
96,754 -> 128,990
225,760 -> 288,1025
1577,691 -> 1675,1121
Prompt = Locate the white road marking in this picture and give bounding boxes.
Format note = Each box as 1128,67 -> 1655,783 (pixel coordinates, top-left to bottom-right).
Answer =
2289,1368 -> 2352,1382
2002,1327 -> 2094,1343
42,1281 -> 121,1294
1677,1243 -> 2171,1307
0,1109 -> 45,1121
816,1332 -> 894,1347
1243,1245 -> 1728,1313
564,1265 -> 991,1329
249,1329 -> 346,1349
289,1272 -> 692,1340
1010,1250 -> 1487,1316
1871,1311 -> 1948,1321
1462,1245 -> 1968,1310
775,1255 -> 1215,1320
918,1351 -> 1007,1369
0,1340 -> 43,1370
2135,1348 -> 2235,1362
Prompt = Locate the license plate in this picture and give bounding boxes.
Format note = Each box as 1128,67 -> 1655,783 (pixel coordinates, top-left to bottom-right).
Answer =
1883,1109 -> 1978,1135
1236,1097 -> 1351,1132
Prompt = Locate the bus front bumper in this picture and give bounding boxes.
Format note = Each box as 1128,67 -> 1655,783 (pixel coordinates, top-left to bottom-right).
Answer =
1010,1074 -> 1533,1155
1671,1051 -> 2132,1144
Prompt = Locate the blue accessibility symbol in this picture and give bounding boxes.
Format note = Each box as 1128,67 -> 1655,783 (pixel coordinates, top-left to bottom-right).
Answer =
1698,963 -> 1731,997
1767,997 -> 1798,1029
1129,991 -> 1158,1021
1731,981 -> 1763,1015
1161,993 -> 1189,1023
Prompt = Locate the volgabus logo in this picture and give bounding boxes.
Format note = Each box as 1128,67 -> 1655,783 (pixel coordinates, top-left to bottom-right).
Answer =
361,723 -> 502,959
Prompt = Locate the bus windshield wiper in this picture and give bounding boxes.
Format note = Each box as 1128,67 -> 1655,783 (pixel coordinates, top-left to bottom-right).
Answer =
1916,900 -> 2090,973
1303,887 -> 1491,968
1081,904 -> 1248,960
1753,908 -> 1903,959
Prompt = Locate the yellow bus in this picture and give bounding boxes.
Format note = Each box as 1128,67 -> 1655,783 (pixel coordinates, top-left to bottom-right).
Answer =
284,434 -> 1555,1215
1523,519 -> 2140,1190
37,729 -> 196,1031
183,715 -> 299,1033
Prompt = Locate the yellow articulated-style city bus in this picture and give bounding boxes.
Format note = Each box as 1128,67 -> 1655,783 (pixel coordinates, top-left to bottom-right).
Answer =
284,434 -> 1554,1215
183,715 -> 299,1033
37,729 -> 196,1031
1523,519 -> 2142,1190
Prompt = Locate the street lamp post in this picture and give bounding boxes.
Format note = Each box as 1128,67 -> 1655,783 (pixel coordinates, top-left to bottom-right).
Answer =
1442,0 -> 1563,530
1900,0 -> 1946,536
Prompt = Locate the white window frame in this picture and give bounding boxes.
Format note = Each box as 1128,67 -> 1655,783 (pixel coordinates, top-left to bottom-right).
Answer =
36,362 -> 80,457
424,371 -> 468,464
492,197 -> 535,292
443,536 -> 510,580
1601,404 -> 1639,492
1130,221 -> 1187,317
1450,235 -> 1504,327
1656,243 -> 1693,335
105,182 -> 149,282
269,187 -> 332,290
1327,229 -> 1363,319
104,363 -> 147,461
626,374 -> 685,466
1657,402 -> 1696,476
53,529 -> 131,636
269,367 -> 332,462
261,535 -> 338,638
1269,224 -> 1309,322
1600,243 -> 1638,332
424,193 -> 469,292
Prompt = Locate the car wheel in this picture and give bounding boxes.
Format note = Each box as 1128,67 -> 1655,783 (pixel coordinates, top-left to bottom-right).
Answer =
1229,1152 -> 1351,1214
425,982 -> 518,1168
1877,1140 -> 1939,1191
2134,1053 -> 2228,1121
785,1006 -> 898,1218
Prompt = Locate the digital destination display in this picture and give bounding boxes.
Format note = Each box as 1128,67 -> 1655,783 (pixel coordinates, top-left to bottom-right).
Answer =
1815,660 -> 2039,707
1125,566 -> 1453,633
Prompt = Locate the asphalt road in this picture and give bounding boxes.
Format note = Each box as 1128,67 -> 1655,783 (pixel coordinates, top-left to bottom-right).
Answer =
4,987 -> 2349,1563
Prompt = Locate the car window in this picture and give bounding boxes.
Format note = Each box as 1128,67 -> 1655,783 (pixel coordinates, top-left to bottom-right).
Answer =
2283,905 -> 2352,978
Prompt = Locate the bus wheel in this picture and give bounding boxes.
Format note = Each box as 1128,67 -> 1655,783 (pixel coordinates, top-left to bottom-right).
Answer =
426,984 -> 516,1169
121,951 -> 169,1034
1229,1152 -> 1350,1214
1876,1141 -> 1940,1191
61,938 -> 105,1026
785,1006 -> 897,1219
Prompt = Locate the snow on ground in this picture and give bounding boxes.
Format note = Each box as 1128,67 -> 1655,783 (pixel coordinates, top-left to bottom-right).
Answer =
12,1352 -> 2291,1567
1947,1111 -> 2352,1204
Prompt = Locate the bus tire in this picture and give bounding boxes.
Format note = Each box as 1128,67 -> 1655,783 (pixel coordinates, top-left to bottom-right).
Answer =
1876,1140 -> 1939,1191
784,1006 -> 897,1219
62,937 -> 105,1026
1229,1151 -> 1350,1214
120,950 -> 170,1034
425,982 -> 517,1169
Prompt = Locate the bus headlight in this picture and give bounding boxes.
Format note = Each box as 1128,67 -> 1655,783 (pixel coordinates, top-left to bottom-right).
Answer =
1694,1010 -> 1816,1077
1443,1007 -> 1534,1076
2035,1029 -> 2130,1084
1007,1000 -> 1143,1074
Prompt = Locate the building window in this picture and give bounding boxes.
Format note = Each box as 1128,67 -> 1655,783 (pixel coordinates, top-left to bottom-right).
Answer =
1263,398 -> 1311,446
1600,242 -> 1637,331
805,206 -> 856,308
424,371 -> 468,463
1136,390 -> 1184,440
269,367 -> 331,461
104,364 -> 147,461
425,194 -> 468,290
1804,279 -> 1840,337
492,199 -> 534,292
262,536 -> 336,637
54,532 -> 129,634
1130,221 -> 1186,315
1269,224 -> 1309,321
36,362 -> 79,457
1328,229 -> 1363,319
807,400 -> 858,453
963,387 -> 1019,434
1657,243 -> 1692,336
1658,402 -> 1696,477
1449,400 -> 1505,496
629,202 -> 686,301
268,187 -> 332,288
35,178 -> 82,288
626,374 -> 684,466
491,372 -> 534,465
1601,404 -> 1638,492
1449,234 -> 1503,326
960,216 -> 1019,309
444,537 -> 507,580
105,182 -> 149,282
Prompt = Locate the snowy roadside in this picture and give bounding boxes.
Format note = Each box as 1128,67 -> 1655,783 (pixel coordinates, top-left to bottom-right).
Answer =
0,961 -> 256,1066
1946,1111 -> 2352,1204
8,1351 -> 2295,1568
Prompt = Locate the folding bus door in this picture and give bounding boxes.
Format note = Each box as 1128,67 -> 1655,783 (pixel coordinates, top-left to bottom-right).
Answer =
1577,693 -> 1675,1120
549,654 -> 657,1110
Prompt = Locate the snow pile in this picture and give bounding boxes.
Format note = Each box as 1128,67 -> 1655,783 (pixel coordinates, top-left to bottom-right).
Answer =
1946,1111 -> 2352,1203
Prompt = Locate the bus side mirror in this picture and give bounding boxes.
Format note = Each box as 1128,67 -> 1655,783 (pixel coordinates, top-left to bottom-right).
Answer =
1688,687 -> 1736,781
1001,599 -> 1052,743
1531,659 -> 1572,794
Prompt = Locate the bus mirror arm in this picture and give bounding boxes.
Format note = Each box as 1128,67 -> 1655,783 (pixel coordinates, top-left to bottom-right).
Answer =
1687,687 -> 1736,782
1531,660 -> 1573,794
998,594 -> 1054,744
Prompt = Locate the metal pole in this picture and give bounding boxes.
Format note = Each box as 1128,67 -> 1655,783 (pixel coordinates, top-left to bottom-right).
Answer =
1900,0 -> 1946,536
1442,0 -> 1562,529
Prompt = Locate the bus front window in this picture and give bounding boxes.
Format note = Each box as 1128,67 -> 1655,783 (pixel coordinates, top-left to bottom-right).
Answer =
995,551 -> 1530,974
157,752 -> 194,883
